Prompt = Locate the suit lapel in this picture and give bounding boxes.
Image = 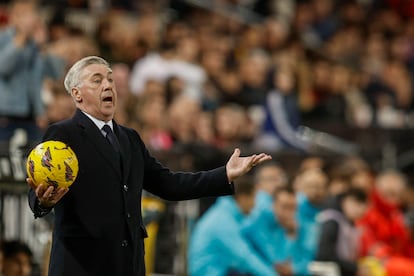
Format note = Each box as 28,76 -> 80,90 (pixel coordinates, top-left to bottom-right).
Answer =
74,110 -> 122,178
113,122 -> 131,183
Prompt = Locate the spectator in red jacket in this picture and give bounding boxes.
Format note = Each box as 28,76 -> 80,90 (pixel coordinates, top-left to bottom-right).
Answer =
358,170 -> 414,274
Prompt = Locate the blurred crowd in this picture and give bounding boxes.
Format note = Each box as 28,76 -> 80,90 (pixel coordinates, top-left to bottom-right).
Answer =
188,156 -> 414,275
1,0 -> 414,152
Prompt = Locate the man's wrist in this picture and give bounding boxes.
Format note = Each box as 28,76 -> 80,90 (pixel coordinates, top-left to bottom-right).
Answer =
225,164 -> 234,183
35,199 -> 53,216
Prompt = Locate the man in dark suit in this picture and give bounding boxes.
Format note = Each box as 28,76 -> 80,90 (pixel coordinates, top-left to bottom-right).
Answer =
27,56 -> 271,276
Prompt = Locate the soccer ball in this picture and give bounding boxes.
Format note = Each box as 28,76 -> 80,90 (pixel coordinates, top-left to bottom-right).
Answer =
26,140 -> 79,188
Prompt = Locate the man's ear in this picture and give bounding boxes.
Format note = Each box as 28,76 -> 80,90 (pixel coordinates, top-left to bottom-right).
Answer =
72,87 -> 82,103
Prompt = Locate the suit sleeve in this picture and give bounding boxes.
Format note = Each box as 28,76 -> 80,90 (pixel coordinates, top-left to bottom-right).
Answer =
136,133 -> 234,200
28,192 -> 53,218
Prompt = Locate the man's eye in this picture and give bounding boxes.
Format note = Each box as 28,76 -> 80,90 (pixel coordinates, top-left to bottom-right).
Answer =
108,78 -> 114,83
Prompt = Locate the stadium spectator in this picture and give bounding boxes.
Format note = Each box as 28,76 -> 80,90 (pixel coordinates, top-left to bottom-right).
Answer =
252,161 -> 288,212
193,111 -> 216,146
188,177 -> 276,276
167,95 -> 200,144
213,104 -> 250,149
1,240 -> 33,276
311,0 -> 339,43
243,186 -> 313,276
236,50 -> 270,107
358,170 -> 414,255
255,66 -> 309,152
132,92 -> 173,151
216,67 -> 243,107
316,188 -> 369,276
358,170 -> 414,275
295,168 -> 329,264
169,35 -> 206,101
129,41 -> 176,95
0,0 -> 61,143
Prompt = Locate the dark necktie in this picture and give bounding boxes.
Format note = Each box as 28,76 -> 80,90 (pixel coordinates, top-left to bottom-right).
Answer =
102,124 -> 121,154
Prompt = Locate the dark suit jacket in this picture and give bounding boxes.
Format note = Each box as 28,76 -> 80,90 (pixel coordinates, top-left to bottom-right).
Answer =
28,109 -> 234,276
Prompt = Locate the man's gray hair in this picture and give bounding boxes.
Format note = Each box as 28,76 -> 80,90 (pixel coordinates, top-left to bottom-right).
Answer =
64,56 -> 110,93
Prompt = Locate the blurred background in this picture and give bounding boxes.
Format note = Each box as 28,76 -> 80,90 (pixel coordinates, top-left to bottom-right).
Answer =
1,0 -> 414,275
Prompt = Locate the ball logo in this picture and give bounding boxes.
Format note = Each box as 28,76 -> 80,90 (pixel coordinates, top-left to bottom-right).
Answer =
28,159 -> 35,179
64,161 -> 74,182
41,147 -> 54,171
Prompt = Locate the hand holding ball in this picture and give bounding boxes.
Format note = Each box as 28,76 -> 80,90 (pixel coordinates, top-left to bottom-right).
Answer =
26,141 -> 79,188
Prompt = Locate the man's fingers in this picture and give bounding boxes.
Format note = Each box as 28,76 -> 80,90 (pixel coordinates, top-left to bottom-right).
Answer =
257,154 -> 272,163
251,153 -> 272,166
36,184 -> 47,197
42,186 -> 55,199
55,188 -> 69,199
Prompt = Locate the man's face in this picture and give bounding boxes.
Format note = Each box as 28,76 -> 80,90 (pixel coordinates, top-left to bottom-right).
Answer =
342,197 -> 367,222
256,166 -> 287,195
273,192 -> 297,231
73,64 -> 117,122
299,169 -> 328,205
377,174 -> 406,206
2,253 -> 32,276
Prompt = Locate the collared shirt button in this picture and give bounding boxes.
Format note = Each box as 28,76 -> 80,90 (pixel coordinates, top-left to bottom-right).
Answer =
123,185 -> 128,192
121,240 -> 128,247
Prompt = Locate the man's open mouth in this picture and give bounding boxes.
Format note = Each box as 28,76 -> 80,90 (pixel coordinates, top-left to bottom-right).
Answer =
103,96 -> 113,102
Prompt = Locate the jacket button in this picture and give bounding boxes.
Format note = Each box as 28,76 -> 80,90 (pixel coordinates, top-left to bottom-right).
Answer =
127,213 -> 131,218
121,240 -> 128,247
123,185 -> 128,192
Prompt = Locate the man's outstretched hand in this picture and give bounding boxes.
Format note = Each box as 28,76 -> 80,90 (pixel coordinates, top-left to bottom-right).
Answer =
226,148 -> 272,182
27,178 -> 68,208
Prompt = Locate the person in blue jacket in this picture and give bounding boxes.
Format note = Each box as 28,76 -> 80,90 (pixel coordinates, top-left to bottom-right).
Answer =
243,186 -> 312,276
188,177 -> 276,276
252,161 -> 288,214
0,0 -> 65,143
295,168 -> 329,268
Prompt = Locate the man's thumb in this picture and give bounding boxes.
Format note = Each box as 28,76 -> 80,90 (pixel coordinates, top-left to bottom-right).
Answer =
233,148 -> 240,158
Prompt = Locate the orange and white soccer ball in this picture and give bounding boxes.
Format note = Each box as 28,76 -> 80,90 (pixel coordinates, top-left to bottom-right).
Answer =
26,141 -> 79,188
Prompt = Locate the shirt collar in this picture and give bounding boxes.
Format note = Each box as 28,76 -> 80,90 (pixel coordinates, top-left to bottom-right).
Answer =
82,111 -> 113,131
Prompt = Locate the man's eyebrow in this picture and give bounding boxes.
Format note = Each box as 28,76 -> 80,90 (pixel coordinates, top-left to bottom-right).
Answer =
90,73 -> 102,78
89,71 -> 113,78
